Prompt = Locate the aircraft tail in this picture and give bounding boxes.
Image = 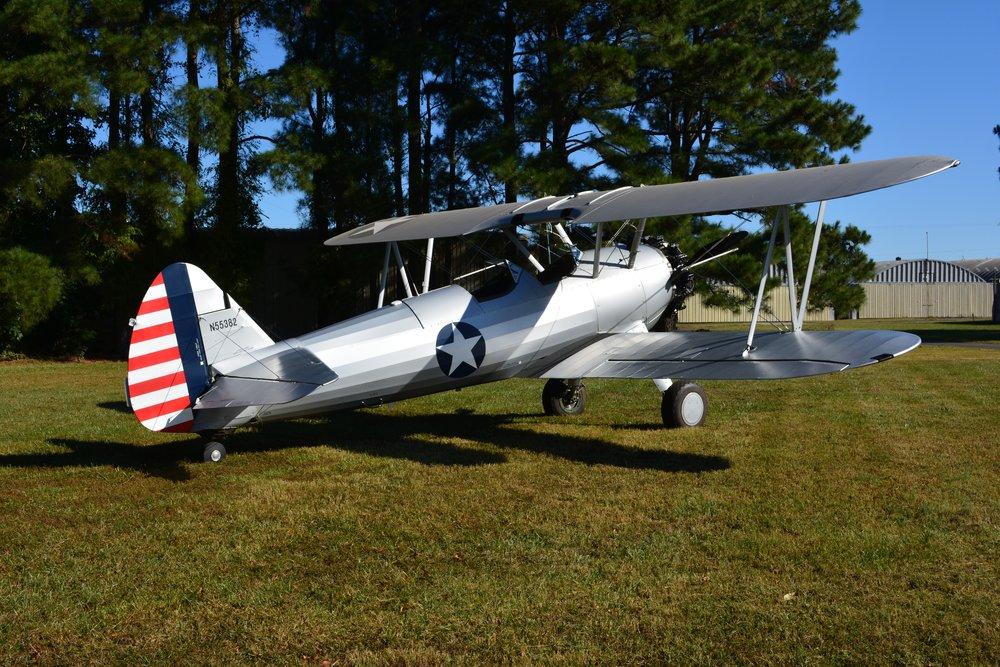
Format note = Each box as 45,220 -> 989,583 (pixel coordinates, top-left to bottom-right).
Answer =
124,262 -> 273,432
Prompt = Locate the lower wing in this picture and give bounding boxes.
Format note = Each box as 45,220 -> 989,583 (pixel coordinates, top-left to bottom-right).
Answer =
539,330 -> 920,381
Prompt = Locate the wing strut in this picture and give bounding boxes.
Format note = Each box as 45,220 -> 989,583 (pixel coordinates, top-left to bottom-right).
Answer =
745,200 -> 829,354
391,241 -> 415,298
422,238 -> 434,294
376,241 -> 417,308
782,207 -> 798,324
554,222 -> 574,248
796,200 -> 826,330
627,218 -> 647,269
376,243 -> 391,308
592,221 -> 604,277
502,228 -> 545,272
745,206 -> 784,354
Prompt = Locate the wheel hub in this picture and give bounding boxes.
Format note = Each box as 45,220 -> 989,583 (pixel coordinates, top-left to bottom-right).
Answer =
680,392 -> 705,425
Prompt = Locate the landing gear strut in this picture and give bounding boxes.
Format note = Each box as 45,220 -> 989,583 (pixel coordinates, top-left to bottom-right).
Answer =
661,382 -> 707,428
542,379 -> 588,416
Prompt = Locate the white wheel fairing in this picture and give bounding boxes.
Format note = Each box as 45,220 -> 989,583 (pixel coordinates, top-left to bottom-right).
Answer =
680,391 -> 705,426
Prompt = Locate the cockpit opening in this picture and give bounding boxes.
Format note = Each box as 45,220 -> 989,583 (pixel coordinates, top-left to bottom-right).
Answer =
452,261 -> 519,301
447,219 -> 647,299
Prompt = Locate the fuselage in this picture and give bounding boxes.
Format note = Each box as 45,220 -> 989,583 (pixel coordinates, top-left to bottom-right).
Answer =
199,244 -> 673,430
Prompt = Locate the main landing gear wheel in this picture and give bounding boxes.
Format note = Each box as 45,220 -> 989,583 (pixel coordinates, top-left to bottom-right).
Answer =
542,379 -> 588,416
661,382 -> 707,428
203,441 -> 227,463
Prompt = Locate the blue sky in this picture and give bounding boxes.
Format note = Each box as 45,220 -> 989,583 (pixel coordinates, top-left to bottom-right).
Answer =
823,1 -> 999,260
254,2 -> 999,261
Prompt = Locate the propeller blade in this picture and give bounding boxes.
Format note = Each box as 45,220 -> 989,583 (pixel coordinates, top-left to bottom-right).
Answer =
686,230 -> 749,267
653,230 -> 748,331
686,246 -> 741,270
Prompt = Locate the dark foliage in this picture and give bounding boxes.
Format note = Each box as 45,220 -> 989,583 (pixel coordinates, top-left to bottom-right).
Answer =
0,0 -> 876,356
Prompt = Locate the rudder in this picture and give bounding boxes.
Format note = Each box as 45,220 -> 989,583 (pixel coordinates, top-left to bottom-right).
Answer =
125,262 -> 273,432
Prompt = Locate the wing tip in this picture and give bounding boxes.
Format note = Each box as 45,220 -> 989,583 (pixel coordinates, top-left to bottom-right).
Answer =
890,335 -> 922,360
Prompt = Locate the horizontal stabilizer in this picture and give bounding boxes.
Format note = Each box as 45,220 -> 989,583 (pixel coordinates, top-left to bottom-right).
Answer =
210,343 -> 338,385
192,344 -> 338,412
540,330 -> 921,381
195,376 -> 326,409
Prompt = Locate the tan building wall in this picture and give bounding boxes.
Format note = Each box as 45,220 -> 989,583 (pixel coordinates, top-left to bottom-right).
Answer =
676,282 -> 995,322
678,286 -> 834,323
858,283 -> 994,319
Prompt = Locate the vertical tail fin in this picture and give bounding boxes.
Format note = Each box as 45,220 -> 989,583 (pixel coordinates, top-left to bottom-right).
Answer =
125,262 -> 272,432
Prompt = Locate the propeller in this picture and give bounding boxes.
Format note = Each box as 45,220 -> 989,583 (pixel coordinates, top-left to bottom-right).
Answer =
646,230 -> 748,331
685,230 -> 749,269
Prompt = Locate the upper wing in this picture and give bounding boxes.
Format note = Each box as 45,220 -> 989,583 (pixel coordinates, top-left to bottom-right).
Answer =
325,155 -> 958,246
538,330 -> 921,381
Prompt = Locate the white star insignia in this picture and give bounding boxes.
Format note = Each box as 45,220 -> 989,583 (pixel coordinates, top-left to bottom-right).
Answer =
436,324 -> 482,376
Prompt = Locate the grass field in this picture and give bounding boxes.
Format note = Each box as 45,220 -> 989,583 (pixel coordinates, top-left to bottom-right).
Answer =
1,319 -> 997,663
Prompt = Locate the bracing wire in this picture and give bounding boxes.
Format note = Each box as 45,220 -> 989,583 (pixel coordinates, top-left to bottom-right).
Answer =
710,259 -> 788,333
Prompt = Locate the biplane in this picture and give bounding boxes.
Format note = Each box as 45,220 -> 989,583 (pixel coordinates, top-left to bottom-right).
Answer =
124,155 -> 958,462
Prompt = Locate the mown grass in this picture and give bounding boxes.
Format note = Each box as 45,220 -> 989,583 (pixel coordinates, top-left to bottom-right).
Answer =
0,320 -> 997,663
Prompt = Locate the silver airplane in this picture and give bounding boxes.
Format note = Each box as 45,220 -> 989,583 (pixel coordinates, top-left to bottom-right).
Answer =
124,156 -> 958,462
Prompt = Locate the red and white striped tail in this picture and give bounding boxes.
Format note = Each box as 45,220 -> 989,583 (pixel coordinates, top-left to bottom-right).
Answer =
126,271 -> 198,432
126,263 -> 273,433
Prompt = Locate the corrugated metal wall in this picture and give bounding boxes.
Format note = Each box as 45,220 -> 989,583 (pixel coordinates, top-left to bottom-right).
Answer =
678,286 -> 834,323
857,283 -> 995,319
677,283 -> 995,322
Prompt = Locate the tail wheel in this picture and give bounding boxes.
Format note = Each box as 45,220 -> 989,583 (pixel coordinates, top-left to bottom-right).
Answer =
661,382 -> 707,428
542,379 -> 587,416
203,441 -> 227,463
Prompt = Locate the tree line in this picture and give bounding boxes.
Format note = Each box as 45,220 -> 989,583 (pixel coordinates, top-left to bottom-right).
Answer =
0,0 -> 877,357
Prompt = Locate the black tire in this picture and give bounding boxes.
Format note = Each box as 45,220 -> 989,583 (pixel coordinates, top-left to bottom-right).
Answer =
542,379 -> 587,416
661,382 -> 707,428
203,441 -> 226,463
651,310 -> 679,332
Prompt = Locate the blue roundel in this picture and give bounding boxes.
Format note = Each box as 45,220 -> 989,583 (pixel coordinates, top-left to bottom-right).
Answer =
436,322 -> 486,378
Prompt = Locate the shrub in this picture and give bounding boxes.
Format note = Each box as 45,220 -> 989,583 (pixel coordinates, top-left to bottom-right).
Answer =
0,247 -> 64,352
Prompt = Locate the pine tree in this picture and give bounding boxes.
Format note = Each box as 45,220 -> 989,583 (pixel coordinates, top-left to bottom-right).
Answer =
0,0 -> 97,353
633,0 -> 869,181
516,0 -> 642,195
0,0 -> 94,253
204,0 -> 261,235
86,0 -> 199,255
182,0 -> 207,245
0,0 -> 885,351
627,0 -> 873,318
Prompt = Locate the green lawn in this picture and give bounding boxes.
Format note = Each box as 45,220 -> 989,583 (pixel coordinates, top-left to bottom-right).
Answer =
1,320 -> 998,663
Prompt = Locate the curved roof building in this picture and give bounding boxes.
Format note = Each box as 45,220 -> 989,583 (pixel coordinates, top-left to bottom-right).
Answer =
952,258 -> 1000,283
870,258 -> 986,283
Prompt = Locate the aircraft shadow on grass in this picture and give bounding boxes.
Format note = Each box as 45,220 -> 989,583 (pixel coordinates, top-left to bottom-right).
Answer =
96,400 -> 131,414
1,406 -> 730,482
903,321 -> 1000,345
